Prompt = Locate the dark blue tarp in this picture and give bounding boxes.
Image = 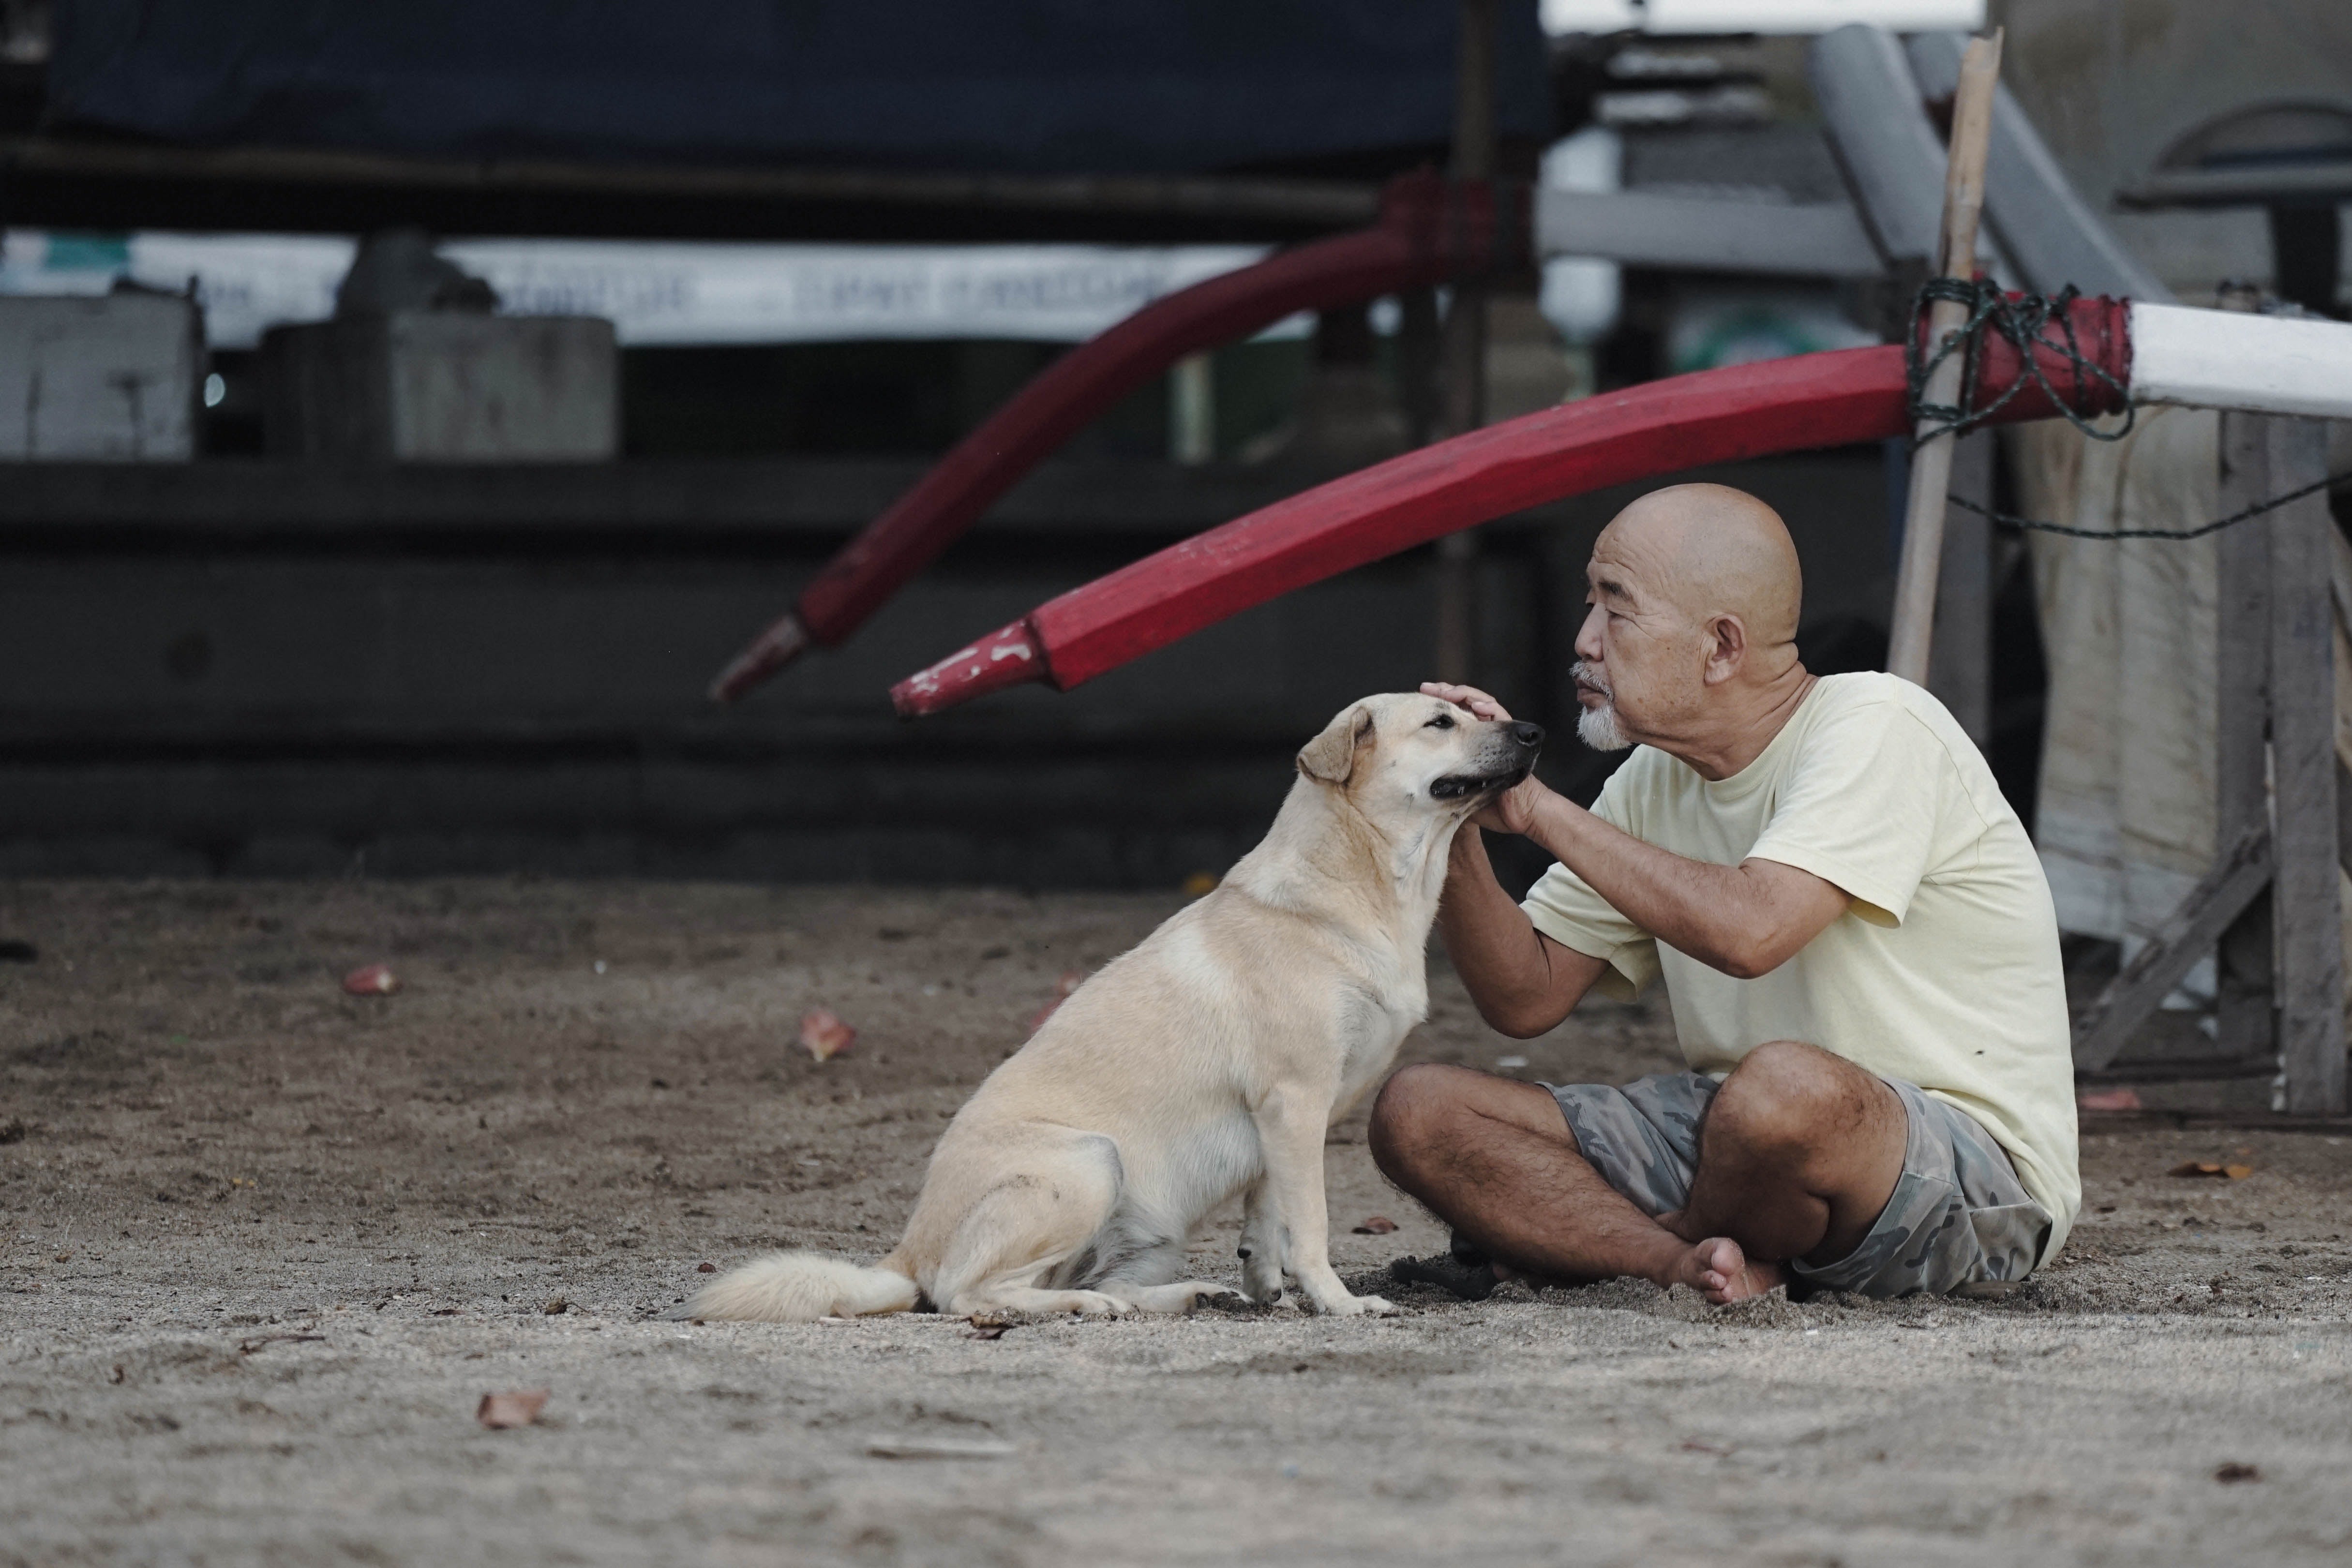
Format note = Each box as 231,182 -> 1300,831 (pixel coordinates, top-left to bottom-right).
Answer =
49,1 -> 1551,174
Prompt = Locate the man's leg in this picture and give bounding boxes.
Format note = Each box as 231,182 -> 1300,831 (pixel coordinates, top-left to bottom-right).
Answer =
1663,1039 -> 1908,1271
1368,1043 -> 1908,1304
1368,1063 -> 1761,1299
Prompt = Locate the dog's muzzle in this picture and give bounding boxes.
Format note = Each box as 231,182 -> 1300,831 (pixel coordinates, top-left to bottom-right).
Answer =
1429,721 -> 1544,799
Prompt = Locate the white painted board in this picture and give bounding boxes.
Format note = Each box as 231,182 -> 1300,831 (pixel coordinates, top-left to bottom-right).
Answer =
0,292 -> 200,460
2130,301 -> 2352,420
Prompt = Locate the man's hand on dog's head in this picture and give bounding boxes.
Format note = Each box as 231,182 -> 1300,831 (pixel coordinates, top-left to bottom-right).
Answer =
1420,680 -> 1510,723
1418,682 -> 1552,836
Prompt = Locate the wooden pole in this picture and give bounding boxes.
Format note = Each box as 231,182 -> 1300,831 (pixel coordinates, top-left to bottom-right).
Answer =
1433,0 -> 1496,685
1927,429 -> 1994,742
2213,407 -> 2277,1061
1887,28 -> 2002,686
2265,415 -> 2346,1114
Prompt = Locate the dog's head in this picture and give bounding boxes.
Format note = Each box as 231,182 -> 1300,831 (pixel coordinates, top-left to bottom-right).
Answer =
1295,693 -> 1543,829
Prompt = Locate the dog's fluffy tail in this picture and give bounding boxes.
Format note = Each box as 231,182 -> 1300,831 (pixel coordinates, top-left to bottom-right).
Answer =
666,1251 -> 918,1323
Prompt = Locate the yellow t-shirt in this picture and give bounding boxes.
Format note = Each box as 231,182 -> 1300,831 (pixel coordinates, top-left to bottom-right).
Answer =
1521,671 -> 2080,1263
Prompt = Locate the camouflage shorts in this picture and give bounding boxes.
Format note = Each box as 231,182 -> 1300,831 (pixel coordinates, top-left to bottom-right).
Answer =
1543,1069 -> 2050,1298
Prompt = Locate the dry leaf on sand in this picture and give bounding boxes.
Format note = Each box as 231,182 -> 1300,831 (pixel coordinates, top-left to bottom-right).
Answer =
799,1006 -> 856,1061
866,1436 -> 1014,1460
2169,1160 -> 2253,1180
1351,1216 -> 1398,1235
476,1389 -> 549,1429
341,963 -> 399,996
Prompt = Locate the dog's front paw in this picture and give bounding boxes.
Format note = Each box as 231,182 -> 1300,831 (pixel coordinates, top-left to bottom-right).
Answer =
1241,1257 -> 1286,1306
1314,1291 -> 1399,1317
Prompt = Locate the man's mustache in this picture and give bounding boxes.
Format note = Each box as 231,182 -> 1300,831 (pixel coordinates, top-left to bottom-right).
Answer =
1571,660 -> 1613,698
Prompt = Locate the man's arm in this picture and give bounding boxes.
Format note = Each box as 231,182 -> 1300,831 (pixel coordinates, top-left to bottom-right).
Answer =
1438,825 -> 1612,1038
1512,791 -> 1848,981
1424,681 -> 1848,983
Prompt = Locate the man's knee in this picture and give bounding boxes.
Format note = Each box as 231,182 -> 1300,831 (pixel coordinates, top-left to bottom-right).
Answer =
1707,1040 -> 1868,1161
1367,1062 -> 1469,1176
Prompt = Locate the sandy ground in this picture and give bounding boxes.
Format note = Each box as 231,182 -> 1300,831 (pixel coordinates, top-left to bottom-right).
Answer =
4,878 -> 2352,1568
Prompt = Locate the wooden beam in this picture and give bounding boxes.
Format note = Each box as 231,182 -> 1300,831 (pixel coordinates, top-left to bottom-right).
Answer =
1532,189 -> 1881,279
0,458 -> 1385,542
1927,429 -> 1993,744
1807,25 -> 1949,266
2213,409 -> 2276,1060
1903,32 -> 2172,302
2119,160 -> 2352,210
2338,756 -> 2352,884
2073,824 -> 2274,1072
0,135 -> 1378,243
2265,416 -> 2346,1114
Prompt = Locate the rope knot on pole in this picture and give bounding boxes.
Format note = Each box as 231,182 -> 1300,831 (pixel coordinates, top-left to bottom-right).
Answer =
1905,279 -> 2136,448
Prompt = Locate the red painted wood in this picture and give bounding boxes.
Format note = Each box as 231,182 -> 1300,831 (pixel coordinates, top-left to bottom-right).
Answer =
889,293 -> 2128,715
895,620 -> 1044,717
712,173 -> 1525,701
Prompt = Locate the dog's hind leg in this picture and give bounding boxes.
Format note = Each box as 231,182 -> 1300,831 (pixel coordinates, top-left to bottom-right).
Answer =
1095,1278 -> 1239,1313
930,1129 -> 1128,1319
961,1284 -> 1129,1316
1093,1239 -> 1241,1314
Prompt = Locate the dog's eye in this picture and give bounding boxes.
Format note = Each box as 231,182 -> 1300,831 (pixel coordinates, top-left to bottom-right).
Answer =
1426,714 -> 1454,730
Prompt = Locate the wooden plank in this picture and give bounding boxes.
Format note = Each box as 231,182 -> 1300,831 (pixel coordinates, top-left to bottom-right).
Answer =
1927,428 -> 1992,743
0,458 -> 1380,541
1903,32 -> 2172,302
2078,1054 -> 2290,1084
1806,24 -> 1949,265
2214,410 -> 2277,1060
2073,824 -> 2274,1072
2337,756 -> 2352,883
1532,189 -> 1880,279
2264,415 -> 2346,1114
2128,302 -> 2352,421
0,135 -> 1378,244
2120,160 -> 2352,209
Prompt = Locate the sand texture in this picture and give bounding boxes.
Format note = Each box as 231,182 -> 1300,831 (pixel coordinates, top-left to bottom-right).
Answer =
4,879 -> 2350,1566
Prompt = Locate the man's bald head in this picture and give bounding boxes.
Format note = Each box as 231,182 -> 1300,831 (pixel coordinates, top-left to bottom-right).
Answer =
1594,483 -> 1803,650
1571,483 -> 1813,768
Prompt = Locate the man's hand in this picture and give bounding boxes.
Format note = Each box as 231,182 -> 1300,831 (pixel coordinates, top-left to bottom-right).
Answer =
1425,686 -> 1846,983
1419,681 -> 1549,835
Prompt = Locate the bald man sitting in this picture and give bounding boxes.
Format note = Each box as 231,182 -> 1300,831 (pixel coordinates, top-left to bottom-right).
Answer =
1374,483 -> 2078,1303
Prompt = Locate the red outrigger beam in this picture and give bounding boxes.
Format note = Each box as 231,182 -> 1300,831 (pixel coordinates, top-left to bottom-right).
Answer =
891,293 -> 2132,716
708,172 -> 1528,702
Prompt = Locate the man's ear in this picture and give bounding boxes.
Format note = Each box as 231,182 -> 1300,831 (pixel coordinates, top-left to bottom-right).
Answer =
1297,704 -> 1375,785
1702,613 -> 1748,686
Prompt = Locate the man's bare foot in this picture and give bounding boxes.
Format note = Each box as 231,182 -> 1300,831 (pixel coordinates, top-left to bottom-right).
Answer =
1660,1236 -> 1784,1304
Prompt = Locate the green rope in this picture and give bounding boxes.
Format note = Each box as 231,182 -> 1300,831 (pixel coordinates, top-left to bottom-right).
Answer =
1905,278 -> 2134,449
1950,475 -> 2345,541
1906,279 -> 2347,540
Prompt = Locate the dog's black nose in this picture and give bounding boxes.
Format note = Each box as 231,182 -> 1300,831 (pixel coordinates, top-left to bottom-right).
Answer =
1510,721 -> 1545,748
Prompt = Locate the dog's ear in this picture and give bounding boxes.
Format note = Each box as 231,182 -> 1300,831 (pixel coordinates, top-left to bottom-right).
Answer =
1297,704 -> 1375,785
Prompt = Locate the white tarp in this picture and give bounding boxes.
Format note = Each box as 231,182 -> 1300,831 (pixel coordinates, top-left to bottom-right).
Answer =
0,231 -> 1306,351
2012,413 -> 2352,1007
2010,408 -> 2221,956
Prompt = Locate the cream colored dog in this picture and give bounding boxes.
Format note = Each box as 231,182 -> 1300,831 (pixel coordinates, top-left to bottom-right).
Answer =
676,692 -> 1543,1322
